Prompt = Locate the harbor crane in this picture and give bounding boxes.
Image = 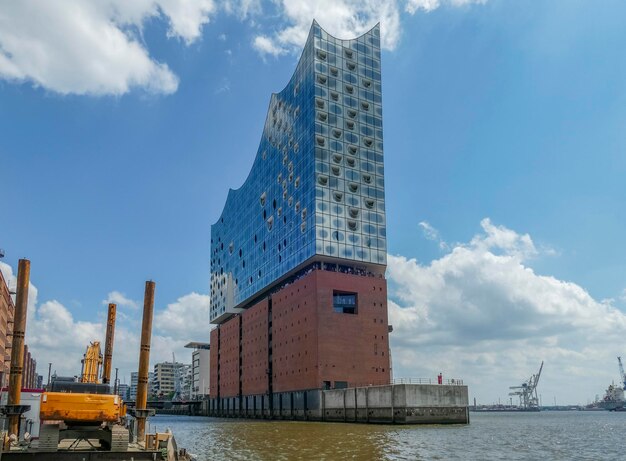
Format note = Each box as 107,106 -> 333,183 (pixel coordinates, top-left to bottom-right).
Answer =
617,357 -> 626,390
508,361 -> 544,410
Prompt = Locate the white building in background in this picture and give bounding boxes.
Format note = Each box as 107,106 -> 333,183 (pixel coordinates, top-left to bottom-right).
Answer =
154,361 -> 190,397
185,342 -> 210,399
117,383 -> 130,400
130,371 -> 155,400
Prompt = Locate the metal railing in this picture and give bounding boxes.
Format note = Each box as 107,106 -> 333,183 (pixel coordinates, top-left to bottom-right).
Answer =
345,378 -> 465,388
392,378 -> 465,386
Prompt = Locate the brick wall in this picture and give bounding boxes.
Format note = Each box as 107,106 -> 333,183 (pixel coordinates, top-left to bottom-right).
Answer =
218,316 -> 240,398
271,274 -> 319,392
209,328 -> 219,397
241,299 -> 269,395
211,267 -> 391,397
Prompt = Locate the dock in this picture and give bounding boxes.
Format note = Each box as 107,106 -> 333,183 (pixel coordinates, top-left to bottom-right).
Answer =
206,382 -> 470,424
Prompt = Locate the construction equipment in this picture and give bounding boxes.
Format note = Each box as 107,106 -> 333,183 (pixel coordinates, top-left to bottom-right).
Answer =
508,361 -> 544,411
38,303 -> 129,452
80,341 -> 103,383
618,357 -> 626,390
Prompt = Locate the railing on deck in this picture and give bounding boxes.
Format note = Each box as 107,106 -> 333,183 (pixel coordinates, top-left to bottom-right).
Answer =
346,378 -> 465,388
392,378 -> 464,386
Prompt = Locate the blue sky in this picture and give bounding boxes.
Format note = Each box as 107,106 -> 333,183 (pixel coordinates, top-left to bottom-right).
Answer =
1,0 -> 625,404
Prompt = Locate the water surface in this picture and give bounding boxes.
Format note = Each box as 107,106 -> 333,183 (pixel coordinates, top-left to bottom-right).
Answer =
149,411 -> 626,460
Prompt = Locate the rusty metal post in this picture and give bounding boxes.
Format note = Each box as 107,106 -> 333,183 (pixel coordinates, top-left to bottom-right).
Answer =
8,259 -> 30,435
102,303 -> 116,384
136,281 -> 155,442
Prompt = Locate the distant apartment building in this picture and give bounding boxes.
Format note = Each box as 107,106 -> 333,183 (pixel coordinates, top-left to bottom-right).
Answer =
117,383 -> 130,400
130,371 -> 155,400
153,361 -> 190,397
185,342 -> 210,399
0,270 -> 14,388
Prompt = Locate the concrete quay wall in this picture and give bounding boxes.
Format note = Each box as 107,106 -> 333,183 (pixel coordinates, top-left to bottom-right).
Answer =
206,384 -> 469,425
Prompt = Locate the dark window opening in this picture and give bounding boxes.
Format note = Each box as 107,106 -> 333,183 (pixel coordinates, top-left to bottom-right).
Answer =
333,291 -> 358,314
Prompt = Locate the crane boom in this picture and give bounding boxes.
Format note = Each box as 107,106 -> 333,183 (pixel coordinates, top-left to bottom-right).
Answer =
81,341 -> 103,383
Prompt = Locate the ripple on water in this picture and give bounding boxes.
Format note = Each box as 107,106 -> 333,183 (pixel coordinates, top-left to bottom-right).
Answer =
149,411 -> 626,461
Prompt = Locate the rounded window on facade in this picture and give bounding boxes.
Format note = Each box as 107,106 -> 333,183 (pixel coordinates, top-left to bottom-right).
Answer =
332,231 -> 344,241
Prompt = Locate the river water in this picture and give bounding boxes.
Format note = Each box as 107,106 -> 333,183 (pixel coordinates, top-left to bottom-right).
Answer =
149,411 -> 625,460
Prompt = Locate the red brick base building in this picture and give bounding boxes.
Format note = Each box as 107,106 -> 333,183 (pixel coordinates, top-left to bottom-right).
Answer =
210,264 -> 391,404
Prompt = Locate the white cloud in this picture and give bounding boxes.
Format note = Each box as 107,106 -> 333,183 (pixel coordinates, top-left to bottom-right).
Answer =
253,35 -> 288,57
223,0 -> 262,19
387,219 -> 626,404
419,221 -> 449,250
405,0 -> 488,14
155,292 -> 211,340
0,0 -> 216,95
250,0 -> 489,56
252,0 -> 402,56
103,291 -> 139,310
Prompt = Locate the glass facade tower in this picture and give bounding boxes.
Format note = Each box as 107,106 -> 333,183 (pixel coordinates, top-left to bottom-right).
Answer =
210,21 -> 386,324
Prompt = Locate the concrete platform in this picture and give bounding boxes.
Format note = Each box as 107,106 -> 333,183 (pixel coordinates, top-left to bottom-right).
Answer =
207,383 -> 470,424
2,440 -> 161,460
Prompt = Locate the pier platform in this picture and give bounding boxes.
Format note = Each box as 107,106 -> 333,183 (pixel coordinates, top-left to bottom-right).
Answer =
206,383 -> 470,424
